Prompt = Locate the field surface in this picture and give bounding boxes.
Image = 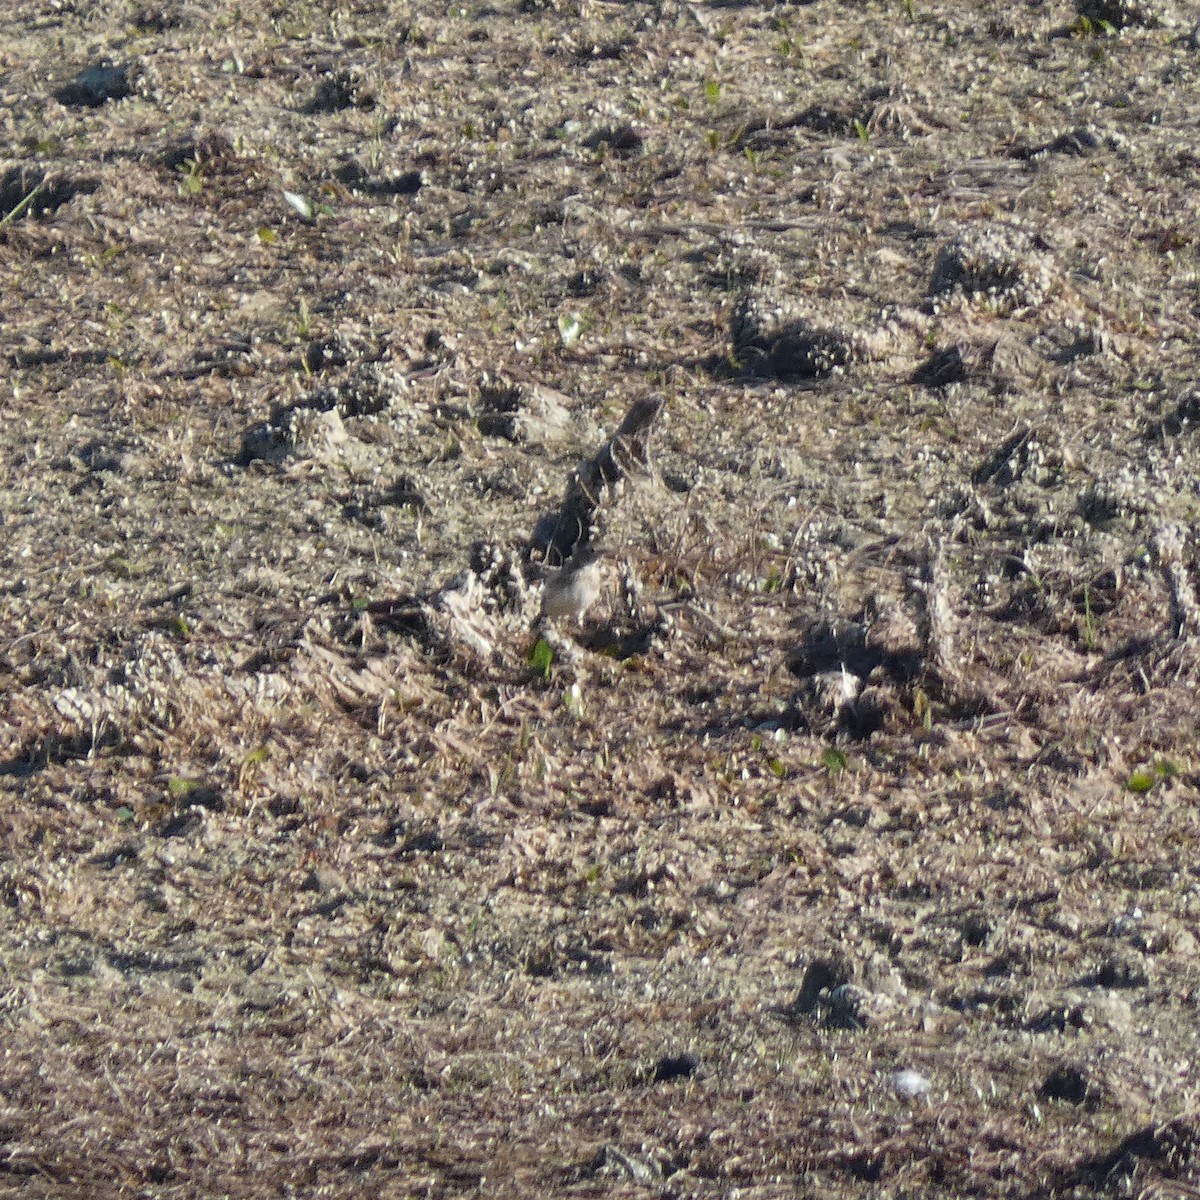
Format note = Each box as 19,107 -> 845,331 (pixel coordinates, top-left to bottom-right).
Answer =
3,0 -> 1200,1195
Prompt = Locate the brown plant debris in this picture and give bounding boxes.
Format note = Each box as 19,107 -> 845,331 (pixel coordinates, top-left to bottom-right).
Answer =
4,0 -> 1200,1196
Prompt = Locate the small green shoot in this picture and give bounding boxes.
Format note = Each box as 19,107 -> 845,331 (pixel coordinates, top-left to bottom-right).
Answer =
527,637 -> 554,679
239,746 -> 269,789
822,746 -> 848,775
774,16 -> 802,59
913,687 -> 933,730
704,79 -> 721,105
1126,760 -> 1178,794
1072,14 -> 1117,36
853,118 -> 869,144
0,181 -> 44,226
177,158 -> 203,198
1081,582 -> 1097,650
167,777 -> 202,801
104,553 -> 137,580
1126,769 -> 1155,794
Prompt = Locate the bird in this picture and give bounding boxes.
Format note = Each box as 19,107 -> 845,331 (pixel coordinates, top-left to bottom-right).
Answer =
540,546 -> 604,623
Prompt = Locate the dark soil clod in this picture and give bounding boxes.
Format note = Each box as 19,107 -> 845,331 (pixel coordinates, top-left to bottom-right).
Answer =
643,1053 -> 699,1084
55,62 -> 131,106
1040,1064 -> 1090,1105
0,166 -> 98,220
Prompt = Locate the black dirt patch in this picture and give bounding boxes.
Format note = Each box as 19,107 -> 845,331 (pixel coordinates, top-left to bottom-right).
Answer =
583,124 -> 644,155
0,166 -> 98,221
55,62 -> 132,107
642,1053 -> 698,1084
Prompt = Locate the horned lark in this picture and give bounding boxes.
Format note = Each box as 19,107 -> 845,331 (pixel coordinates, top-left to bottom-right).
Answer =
540,546 -> 603,623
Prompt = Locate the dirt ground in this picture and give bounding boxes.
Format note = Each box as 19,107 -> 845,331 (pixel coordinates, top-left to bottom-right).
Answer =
3,0 -> 1200,1195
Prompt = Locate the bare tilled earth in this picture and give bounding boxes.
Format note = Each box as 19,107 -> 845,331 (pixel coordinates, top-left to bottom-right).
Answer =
4,0 -> 1200,1195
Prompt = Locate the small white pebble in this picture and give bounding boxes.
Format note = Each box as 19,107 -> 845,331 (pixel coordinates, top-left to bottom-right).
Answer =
890,1069 -> 932,1099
